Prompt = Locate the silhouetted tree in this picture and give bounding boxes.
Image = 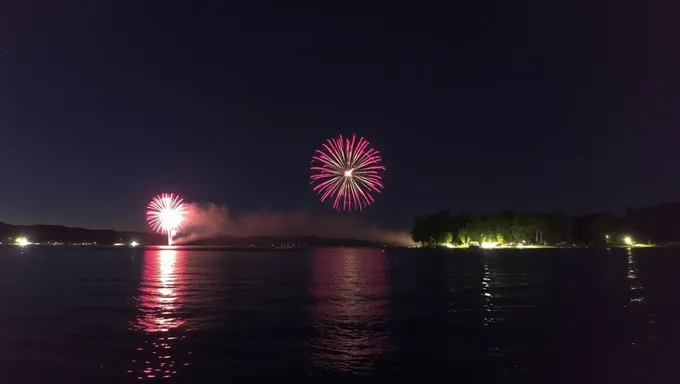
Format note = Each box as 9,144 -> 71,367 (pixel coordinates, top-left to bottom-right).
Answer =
411,203 -> 680,247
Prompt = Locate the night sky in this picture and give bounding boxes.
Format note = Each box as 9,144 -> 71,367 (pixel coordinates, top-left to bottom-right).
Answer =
1,1 -> 679,231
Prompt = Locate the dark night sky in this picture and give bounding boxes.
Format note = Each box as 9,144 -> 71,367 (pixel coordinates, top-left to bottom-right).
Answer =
1,1 -> 679,231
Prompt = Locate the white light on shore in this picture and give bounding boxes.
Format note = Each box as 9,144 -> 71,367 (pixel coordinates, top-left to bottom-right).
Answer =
15,237 -> 30,247
130,241 -> 139,247
624,236 -> 633,246
481,241 -> 498,249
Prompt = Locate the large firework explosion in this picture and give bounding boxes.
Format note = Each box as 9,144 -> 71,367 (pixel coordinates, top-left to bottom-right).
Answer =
310,134 -> 385,211
146,193 -> 187,245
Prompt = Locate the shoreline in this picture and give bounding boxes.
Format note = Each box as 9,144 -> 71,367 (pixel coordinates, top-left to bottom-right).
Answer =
433,243 -> 661,250
1,242 -> 671,251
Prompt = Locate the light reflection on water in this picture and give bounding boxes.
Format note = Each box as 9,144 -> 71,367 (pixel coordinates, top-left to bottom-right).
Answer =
627,248 -> 642,303
482,257 -> 502,327
127,249 -> 192,380
481,252 -> 537,378
1,247 -> 677,381
625,248 -> 655,349
308,248 -> 389,374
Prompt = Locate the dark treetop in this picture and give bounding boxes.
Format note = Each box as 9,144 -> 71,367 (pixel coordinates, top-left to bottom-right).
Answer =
411,202 -> 680,246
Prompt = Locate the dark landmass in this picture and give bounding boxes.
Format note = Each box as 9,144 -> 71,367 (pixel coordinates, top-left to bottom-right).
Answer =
180,235 -> 386,247
0,222 -> 166,244
8,200 -> 679,249
0,222 -> 388,247
412,202 -> 680,247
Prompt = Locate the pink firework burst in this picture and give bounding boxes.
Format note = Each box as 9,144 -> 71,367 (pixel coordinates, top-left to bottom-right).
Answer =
310,134 -> 386,211
146,193 -> 187,245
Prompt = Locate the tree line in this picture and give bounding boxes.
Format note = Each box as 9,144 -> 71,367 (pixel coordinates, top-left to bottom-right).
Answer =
410,202 -> 680,247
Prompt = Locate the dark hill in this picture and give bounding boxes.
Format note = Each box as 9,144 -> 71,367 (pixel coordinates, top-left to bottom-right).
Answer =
0,223 -> 388,247
0,222 -> 164,244
180,235 -> 386,247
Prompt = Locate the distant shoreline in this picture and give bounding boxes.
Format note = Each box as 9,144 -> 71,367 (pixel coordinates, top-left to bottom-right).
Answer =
0,243 -> 393,251
1,243 -> 673,252
0,222 -> 401,248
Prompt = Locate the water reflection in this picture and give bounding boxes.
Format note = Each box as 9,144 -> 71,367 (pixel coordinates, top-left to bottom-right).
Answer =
482,257 -> 503,326
625,248 -> 655,348
481,254 -> 506,373
309,248 -> 389,374
127,249 -> 191,380
626,248 -> 641,304
481,253 -> 536,378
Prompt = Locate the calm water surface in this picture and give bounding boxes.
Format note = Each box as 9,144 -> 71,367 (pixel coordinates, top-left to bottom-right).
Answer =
0,246 -> 677,383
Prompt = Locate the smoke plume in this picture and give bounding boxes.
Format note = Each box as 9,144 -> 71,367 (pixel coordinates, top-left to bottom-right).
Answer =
174,203 -> 415,246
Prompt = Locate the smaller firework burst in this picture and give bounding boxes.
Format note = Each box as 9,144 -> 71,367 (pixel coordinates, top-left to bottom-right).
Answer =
146,193 -> 187,246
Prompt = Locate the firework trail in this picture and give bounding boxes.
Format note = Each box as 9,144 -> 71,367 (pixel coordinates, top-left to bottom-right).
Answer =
146,193 -> 187,245
310,134 -> 385,211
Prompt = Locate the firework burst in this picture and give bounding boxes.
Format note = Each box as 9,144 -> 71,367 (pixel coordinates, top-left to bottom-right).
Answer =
310,134 -> 385,211
146,193 -> 187,245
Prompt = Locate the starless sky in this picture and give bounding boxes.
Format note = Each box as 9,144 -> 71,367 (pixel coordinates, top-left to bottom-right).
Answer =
0,1 -> 679,231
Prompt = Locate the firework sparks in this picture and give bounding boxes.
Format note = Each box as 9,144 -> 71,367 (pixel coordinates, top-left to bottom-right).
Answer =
310,134 -> 385,211
146,193 -> 187,245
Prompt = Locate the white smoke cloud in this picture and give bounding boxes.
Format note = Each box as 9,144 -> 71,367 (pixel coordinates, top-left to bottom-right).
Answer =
174,203 -> 414,246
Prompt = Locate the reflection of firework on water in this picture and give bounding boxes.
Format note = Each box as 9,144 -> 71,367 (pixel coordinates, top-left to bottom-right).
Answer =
309,249 -> 389,373
310,134 -> 385,211
128,249 -> 188,380
146,193 -> 187,246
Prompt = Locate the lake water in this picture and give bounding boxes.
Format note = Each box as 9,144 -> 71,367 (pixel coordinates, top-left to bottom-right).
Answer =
0,246 -> 676,383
